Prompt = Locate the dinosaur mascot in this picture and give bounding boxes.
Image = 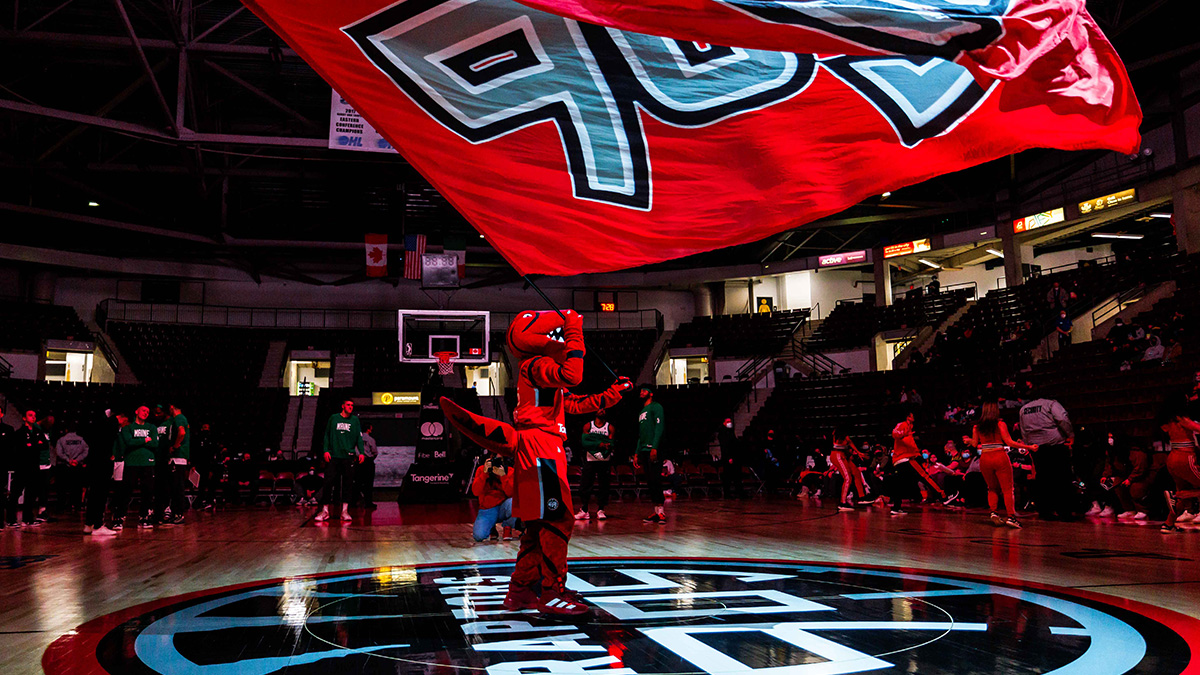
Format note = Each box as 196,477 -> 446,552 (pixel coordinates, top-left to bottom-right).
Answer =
440,309 -> 630,617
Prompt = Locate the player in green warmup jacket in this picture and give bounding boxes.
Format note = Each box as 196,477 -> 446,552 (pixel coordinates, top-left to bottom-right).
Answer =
162,404 -> 191,525
315,399 -> 365,523
116,405 -> 159,528
635,385 -> 667,524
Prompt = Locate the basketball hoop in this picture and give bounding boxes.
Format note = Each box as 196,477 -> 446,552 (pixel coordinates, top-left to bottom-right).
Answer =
434,351 -> 457,376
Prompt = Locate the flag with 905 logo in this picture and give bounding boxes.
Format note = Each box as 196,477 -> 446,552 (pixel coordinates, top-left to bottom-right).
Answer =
243,0 -> 1141,276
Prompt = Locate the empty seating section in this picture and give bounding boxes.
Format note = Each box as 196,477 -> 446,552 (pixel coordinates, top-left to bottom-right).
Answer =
580,329 -> 658,390
670,310 -> 809,358
0,379 -> 289,453
0,300 -> 91,351
805,290 -> 970,352
108,322 -> 271,385
748,374 -> 892,441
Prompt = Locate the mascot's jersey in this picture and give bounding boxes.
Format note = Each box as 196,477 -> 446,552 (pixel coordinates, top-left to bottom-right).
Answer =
440,309 -> 628,522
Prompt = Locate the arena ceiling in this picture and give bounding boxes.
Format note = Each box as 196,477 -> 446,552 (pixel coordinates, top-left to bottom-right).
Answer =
0,0 -> 1194,286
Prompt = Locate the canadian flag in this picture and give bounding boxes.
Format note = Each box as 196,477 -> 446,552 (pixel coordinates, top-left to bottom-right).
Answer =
365,233 -> 387,277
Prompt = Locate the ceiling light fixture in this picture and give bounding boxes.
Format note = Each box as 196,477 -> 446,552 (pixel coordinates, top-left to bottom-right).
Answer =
918,259 -> 941,269
1091,233 -> 1144,240
986,248 -> 1004,258
881,192 -> 891,198
87,201 -> 99,207
1149,213 -> 1172,219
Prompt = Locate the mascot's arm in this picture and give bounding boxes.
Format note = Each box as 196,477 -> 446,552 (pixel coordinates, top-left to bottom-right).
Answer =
439,396 -> 518,457
529,310 -> 585,388
565,377 -> 632,415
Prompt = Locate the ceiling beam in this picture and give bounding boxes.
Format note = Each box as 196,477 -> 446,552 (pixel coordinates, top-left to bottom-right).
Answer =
202,59 -> 319,131
8,30 -> 300,57
111,0 -> 178,135
0,201 -> 218,243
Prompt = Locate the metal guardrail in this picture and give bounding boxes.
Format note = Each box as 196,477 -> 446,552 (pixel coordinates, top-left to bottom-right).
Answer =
1092,284 -> 1146,329
0,354 -> 12,378
942,281 -> 978,300
99,299 -> 399,330
491,309 -> 663,333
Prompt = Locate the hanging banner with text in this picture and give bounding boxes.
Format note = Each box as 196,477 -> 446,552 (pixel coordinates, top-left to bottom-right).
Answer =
329,90 -> 397,153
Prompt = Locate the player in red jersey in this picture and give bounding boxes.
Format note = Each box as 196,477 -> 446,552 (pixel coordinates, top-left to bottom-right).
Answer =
441,309 -> 630,616
886,409 -> 948,515
1160,399 -> 1200,533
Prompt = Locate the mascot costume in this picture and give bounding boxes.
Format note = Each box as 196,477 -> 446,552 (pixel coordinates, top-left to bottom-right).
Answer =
440,309 -> 631,617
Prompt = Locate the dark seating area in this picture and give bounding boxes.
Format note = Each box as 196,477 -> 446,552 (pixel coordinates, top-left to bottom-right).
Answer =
669,310 -> 810,358
108,322 -> 272,386
805,289 -> 970,352
0,379 -> 289,454
0,300 -> 91,351
748,373 -> 893,442
580,329 -> 658,389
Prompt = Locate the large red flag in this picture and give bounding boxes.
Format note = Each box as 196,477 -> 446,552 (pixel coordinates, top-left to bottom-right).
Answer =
243,0 -> 1141,276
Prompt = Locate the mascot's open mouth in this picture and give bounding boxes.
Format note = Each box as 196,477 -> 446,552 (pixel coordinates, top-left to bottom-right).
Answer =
546,326 -> 565,343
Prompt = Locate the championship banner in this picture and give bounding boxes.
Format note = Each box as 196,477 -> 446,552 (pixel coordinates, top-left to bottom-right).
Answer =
244,0 -> 1141,276
329,90 -> 397,153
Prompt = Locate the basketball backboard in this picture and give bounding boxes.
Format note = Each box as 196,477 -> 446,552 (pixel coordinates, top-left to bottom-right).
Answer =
397,310 -> 490,364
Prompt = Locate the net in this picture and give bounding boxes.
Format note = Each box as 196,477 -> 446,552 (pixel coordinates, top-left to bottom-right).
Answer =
434,351 -> 457,376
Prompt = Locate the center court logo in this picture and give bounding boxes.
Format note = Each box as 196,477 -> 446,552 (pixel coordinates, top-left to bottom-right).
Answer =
47,558 -> 1199,675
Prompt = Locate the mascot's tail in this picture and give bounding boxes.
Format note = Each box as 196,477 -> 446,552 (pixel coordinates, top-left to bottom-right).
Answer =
439,396 -> 518,457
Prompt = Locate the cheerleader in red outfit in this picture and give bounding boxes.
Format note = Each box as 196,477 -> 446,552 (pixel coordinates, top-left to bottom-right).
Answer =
1160,399 -> 1200,532
830,427 -> 868,511
441,309 -> 630,616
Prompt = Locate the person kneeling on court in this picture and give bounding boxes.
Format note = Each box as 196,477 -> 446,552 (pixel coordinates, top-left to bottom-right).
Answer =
471,455 -> 520,541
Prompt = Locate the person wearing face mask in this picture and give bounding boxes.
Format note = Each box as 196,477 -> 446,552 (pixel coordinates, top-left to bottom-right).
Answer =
634,385 -> 667,524
1053,310 -> 1073,355
961,401 -> 1038,528
718,418 -> 745,499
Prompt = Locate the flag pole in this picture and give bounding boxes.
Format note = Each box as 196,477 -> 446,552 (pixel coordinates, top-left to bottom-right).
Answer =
522,275 -> 619,379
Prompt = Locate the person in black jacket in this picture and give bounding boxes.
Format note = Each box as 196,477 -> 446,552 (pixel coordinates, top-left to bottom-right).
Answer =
8,410 -> 50,526
0,419 -> 12,529
81,409 -> 123,535
718,418 -> 745,499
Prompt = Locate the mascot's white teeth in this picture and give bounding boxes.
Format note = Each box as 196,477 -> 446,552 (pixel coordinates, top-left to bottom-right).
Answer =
546,326 -> 565,343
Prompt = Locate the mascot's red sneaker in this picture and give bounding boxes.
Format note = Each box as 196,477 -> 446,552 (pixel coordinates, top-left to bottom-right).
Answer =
504,585 -> 540,611
538,590 -> 591,617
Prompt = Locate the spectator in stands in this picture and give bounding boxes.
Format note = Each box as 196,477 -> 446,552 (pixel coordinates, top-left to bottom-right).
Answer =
576,409 -> 614,520
115,405 -> 160,529
358,424 -> 378,510
1111,439 -> 1151,521
8,410 -> 50,527
53,424 -> 89,512
719,418 -> 746,499
1164,336 -> 1183,365
1047,282 -> 1070,311
927,274 -> 941,296
1054,311 -> 1073,352
635,385 -> 667,524
1019,392 -> 1075,520
1140,334 -> 1165,366
962,400 -> 1038,528
82,409 -> 122,536
885,409 -> 948,515
1011,446 -> 1036,511
471,455 -> 518,541
1160,399 -> 1200,532
316,399 -> 365,523
161,404 -> 190,525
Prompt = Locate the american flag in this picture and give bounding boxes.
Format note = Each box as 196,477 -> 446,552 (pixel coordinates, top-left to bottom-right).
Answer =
403,234 -> 425,280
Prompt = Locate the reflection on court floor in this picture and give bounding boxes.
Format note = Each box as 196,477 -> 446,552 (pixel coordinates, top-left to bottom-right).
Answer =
45,558 -> 1198,674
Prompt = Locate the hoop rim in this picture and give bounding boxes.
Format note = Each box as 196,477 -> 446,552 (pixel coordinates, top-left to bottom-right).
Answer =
432,350 -> 458,363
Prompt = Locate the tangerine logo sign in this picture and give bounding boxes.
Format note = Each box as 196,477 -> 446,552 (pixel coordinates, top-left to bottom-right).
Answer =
46,558 -> 1200,675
